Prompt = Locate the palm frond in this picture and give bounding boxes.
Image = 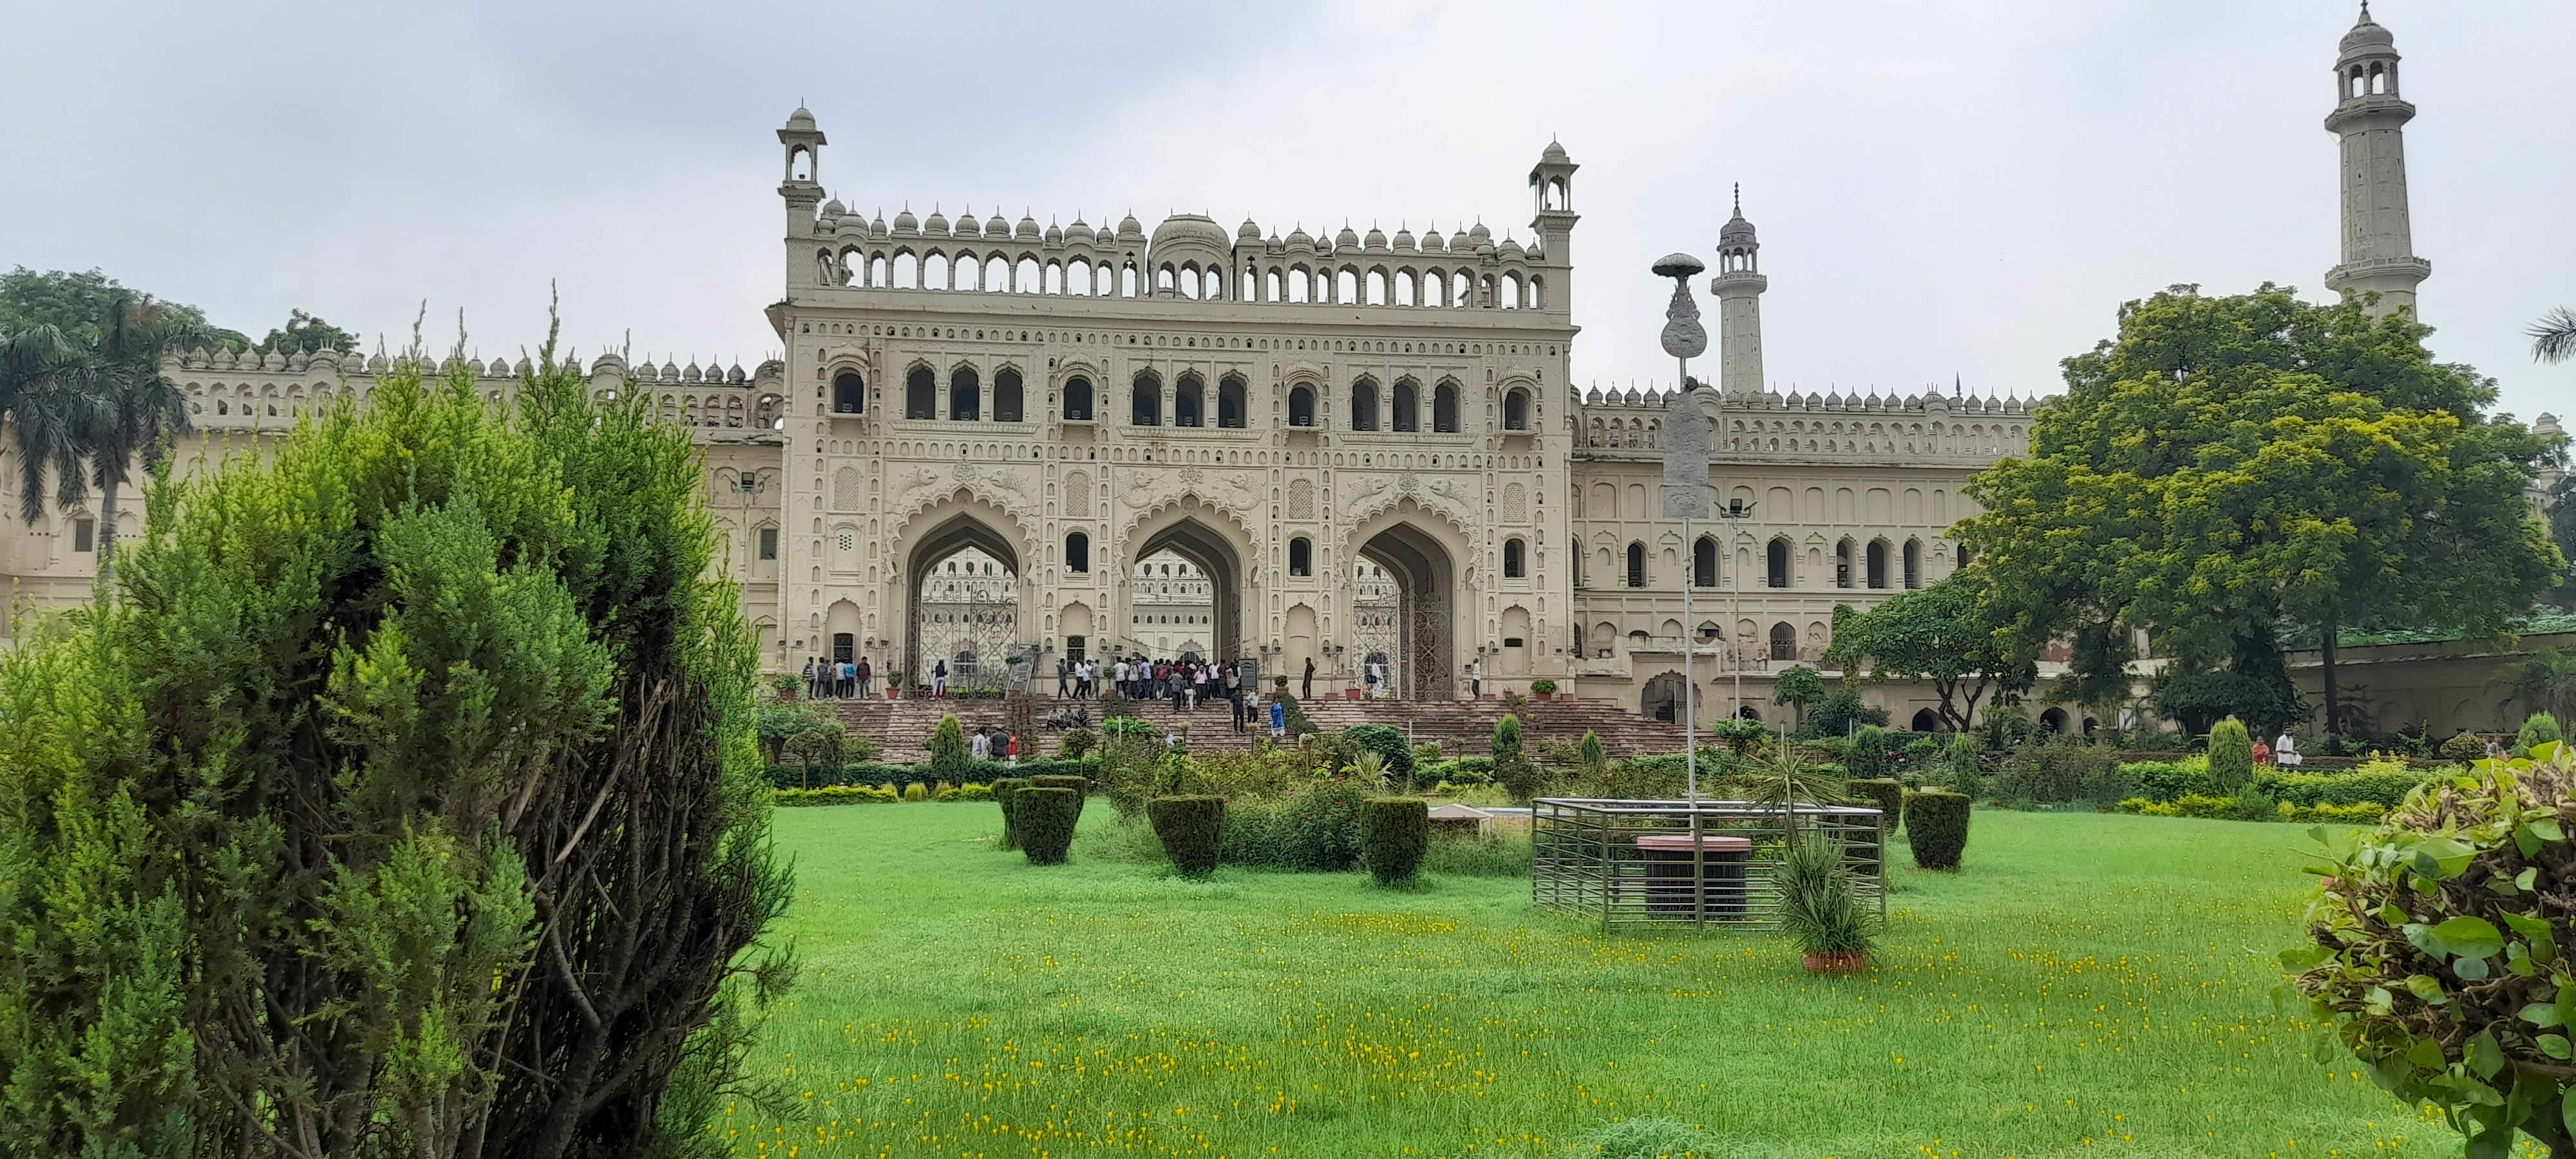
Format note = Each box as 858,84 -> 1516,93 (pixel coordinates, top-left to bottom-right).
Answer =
2533,306 -> 2576,365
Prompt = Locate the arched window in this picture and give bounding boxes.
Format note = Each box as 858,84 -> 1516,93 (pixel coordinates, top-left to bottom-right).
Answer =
1503,538 -> 1526,578
994,368 -> 1023,422
1289,537 -> 1312,576
1175,373 -> 1204,428
1503,388 -> 1530,431
1767,537 -> 1791,589
1065,531 -> 1090,572
1391,380 -> 1419,432
1866,540 -> 1889,589
1835,538 -> 1855,589
1903,538 -> 1922,589
905,366 -> 936,419
949,366 -> 980,420
1217,374 -> 1247,428
1956,541 -> 1973,569
1432,381 -> 1459,432
1770,622 -> 1797,661
1132,373 -> 1160,426
1692,535 -> 1717,588
1288,386 -> 1316,427
831,370 -> 864,414
1063,376 -> 1093,421
1626,542 -> 1646,589
1350,379 -> 1379,431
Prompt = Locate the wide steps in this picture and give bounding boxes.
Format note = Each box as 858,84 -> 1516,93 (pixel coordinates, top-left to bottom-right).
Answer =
827,693 -> 1686,764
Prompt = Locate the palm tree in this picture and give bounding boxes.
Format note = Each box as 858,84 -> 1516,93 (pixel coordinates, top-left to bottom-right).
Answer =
2490,647 -> 2576,724
0,324 -> 94,527
1718,747 -> 1851,844
73,292 -> 205,579
2534,306 -> 2576,364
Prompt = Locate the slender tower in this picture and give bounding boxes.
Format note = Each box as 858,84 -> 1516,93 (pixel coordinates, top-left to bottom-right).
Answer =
1709,186 -> 1766,397
2323,3 -> 2430,317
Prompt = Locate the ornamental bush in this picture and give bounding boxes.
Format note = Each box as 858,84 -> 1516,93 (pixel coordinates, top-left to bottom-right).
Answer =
1030,773 -> 1090,824
1994,738 -> 2129,805
1147,795 -> 1226,878
2259,769 -> 2430,808
773,785 -> 900,806
902,782 -> 929,802
1058,728 -> 1097,759
2208,717 -> 2255,795
927,714 -> 970,777
1359,798 -> 1430,885
1847,778 -> 1906,832
2519,712 -> 2562,755
1907,791 -> 1971,869
1015,787 -> 1081,865
2119,755 -> 2214,803
1345,724 -> 1416,787
2442,730 -> 2491,764
2288,742 -> 2576,1156
1847,725 -> 1888,778
990,777 -> 1033,849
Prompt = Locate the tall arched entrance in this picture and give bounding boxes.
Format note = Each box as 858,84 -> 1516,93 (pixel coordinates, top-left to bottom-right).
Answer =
903,512 -> 1025,693
1125,513 -> 1246,660
1353,521 -> 1456,699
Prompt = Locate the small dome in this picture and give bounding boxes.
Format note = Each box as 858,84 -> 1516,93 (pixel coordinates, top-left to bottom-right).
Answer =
1421,228 -> 1446,253
1364,225 -> 1388,249
1285,226 -> 1314,249
1468,222 -> 1491,242
1498,236 -> 1523,258
1540,140 -> 1569,164
1448,229 -> 1473,250
1392,227 -> 1416,250
987,212 -> 1010,238
2341,10 -> 2394,53
871,214 -> 889,238
1335,225 -> 1360,250
820,198 -> 845,218
1117,212 -> 1144,238
893,208 -> 919,232
784,106 -> 817,130
952,211 -> 980,238
1044,222 -> 1063,245
922,209 -> 949,234
1150,213 -> 1231,253
1238,218 -> 1262,240
1016,215 -> 1039,241
1095,225 -> 1118,247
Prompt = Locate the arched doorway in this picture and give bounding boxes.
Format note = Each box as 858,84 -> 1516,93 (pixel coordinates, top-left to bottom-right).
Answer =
1910,708 -> 1940,732
1126,510 -> 1248,662
903,511 -> 1025,693
1354,521 -> 1457,699
1642,672 -> 1687,723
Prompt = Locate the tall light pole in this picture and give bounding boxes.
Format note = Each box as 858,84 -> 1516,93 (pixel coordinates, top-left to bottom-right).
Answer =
1652,252 -> 1709,801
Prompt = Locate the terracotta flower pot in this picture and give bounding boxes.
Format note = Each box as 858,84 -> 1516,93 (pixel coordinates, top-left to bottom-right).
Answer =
1344,688 -> 1362,701
1533,692 -> 1553,702
1803,950 -> 1868,974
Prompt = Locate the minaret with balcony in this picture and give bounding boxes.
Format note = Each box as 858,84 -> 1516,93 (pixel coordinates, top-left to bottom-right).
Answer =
2323,3 -> 2430,317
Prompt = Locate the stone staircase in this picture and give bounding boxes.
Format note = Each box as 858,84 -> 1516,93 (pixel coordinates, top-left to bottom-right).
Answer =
828,692 -> 1687,764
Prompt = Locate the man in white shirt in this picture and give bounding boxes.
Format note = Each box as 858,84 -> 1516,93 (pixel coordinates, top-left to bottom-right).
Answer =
2274,729 -> 2303,768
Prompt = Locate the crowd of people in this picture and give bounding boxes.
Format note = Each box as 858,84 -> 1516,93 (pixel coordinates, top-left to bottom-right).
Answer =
801,655 -> 876,699
1054,655 -> 1263,732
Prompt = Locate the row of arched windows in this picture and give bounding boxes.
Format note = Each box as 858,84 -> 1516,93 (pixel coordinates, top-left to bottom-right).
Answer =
1603,534 -> 1950,591
820,245 -> 1549,311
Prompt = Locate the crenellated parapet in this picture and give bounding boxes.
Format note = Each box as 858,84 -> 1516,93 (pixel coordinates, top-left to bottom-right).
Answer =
1573,384 -> 2034,465
158,348 -> 790,437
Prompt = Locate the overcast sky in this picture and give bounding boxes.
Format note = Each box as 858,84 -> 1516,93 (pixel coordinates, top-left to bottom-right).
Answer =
5,1 -> 2567,421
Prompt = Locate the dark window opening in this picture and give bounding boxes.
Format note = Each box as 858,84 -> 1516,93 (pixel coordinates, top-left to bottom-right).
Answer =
1503,538 -> 1526,578
1392,381 -> 1419,432
1503,389 -> 1530,431
1767,538 -> 1790,589
905,366 -> 936,419
1432,382 -> 1459,432
832,370 -> 864,414
1218,375 -> 1247,428
1065,531 -> 1090,572
1692,536 -> 1717,588
994,368 -> 1023,422
1175,373 -> 1204,428
1626,542 -> 1645,589
1063,376 -> 1094,420
949,366 -> 980,420
1132,375 -> 1160,426
758,527 -> 778,560
1288,386 -> 1316,427
73,518 -> 95,553
1289,538 -> 1312,576
1350,380 -> 1379,431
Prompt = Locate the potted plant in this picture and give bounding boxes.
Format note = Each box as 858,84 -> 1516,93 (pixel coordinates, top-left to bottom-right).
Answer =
1530,679 -> 1558,702
1777,834 -> 1877,974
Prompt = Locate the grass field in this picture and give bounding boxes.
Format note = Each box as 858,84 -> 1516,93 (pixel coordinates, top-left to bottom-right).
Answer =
705,803 -> 2459,1159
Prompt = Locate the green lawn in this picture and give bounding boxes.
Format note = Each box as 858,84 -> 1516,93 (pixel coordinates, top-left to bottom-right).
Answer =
706,804 -> 2456,1159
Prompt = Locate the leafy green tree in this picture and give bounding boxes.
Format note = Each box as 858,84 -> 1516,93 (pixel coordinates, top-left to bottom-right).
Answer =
1772,666 -> 1825,731
1821,578 -> 2034,733
0,339 -> 791,1158
1797,690 -> 1887,739
260,307 -> 359,355
1961,286 -> 2564,738
0,267 -> 245,351
2489,647 -> 2576,724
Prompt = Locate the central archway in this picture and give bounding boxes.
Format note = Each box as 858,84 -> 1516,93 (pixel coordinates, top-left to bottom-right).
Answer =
1354,520 -> 1457,699
902,510 -> 1025,693
1127,512 -> 1247,660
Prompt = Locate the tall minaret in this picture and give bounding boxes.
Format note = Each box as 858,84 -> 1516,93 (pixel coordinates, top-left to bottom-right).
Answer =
2323,3 -> 2430,317
1709,186 -> 1767,397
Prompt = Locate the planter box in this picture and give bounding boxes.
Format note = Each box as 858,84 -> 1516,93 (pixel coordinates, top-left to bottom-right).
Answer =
886,688 -> 902,699
1343,688 -> 1362,700
1532,692 -> 1553,702
1803,950 -> 1869,975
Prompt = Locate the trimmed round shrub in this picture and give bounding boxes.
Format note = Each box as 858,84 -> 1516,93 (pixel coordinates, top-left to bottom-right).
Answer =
1847,725 -> 1888,779
901,782 -> 929,802
1847,778 -> 1906,832
1147,795 -> 1226,878
1359,797 -> 1430,885
2516,711 -> 2561,755
1030,773 -> 1090,824
1016,787 -> 1081,865
991,777 -> 1034,850
2440,729 -> 2488,764
1907,791 -> 1971,870
927,714 -> 970,777
1345,724 -> 1417,787
2207,717 -> 2255,795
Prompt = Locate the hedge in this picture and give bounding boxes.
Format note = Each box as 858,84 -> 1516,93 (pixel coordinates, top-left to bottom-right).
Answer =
1147,795 -> 1226,878
1016,787 -> 1081,865
763,755 -> 1103,791
1222,780 -> 1369,871
990,777 -> 1033,849
2118,757 -> 2213,804
1030,773 -> 1091,824
2251,769 -> 2429,808
2117,795 -> 2390,824
773,785 -> 899,807
1846,778 -> 1906,832
935,783 -> 993,802
1359,798 -> 1430,885
1908,791 -> 1971,870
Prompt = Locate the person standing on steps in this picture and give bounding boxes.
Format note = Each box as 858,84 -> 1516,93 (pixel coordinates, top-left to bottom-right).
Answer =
1470,658 -> 1483,699
1302,656 -> 1315,701
1055,656 -> 1070,699
856,656 -> 873,699
931,658 -> 948,698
